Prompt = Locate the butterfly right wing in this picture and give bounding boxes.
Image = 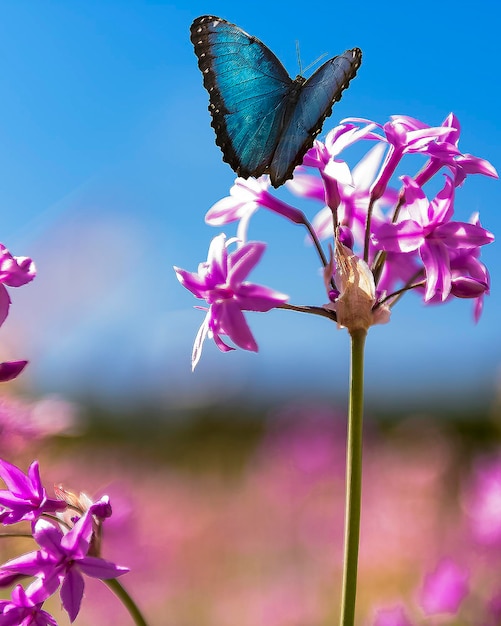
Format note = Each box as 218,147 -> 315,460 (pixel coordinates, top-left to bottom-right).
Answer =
190,16 -> 293,178
270,48 -> 362,187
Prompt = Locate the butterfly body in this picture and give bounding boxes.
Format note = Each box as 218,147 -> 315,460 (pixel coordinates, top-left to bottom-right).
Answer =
191,15 -> 362,187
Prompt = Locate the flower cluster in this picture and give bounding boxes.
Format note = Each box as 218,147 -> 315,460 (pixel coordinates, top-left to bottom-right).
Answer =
0,459 -> 128,624
0,244 -> 36,381
176,113 -> 496,367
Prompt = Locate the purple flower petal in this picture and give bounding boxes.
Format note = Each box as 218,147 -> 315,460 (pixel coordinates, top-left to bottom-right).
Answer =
420,239 -> 451,302
0,285 -> 11,327
78,556 -> 129,579
32,519 -> 64,554
0,361 -> 27,383
213,300 -> 258,352
60,512 -> 92,557
60,567 -> 85,622
227,241 -> 266,284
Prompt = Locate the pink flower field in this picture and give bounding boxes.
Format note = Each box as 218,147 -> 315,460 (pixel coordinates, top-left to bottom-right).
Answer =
3,401 -> 498,626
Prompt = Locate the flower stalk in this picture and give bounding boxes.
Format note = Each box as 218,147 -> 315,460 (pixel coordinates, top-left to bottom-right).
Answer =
104,578 -> 149,626
339,327 -> 366,626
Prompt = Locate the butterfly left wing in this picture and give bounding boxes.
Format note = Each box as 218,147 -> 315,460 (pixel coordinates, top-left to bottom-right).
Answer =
191,16 -> 294,179
269,48 -> 363,187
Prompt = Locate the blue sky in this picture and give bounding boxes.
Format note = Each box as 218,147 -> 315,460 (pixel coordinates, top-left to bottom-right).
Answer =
1,1 -> 500,411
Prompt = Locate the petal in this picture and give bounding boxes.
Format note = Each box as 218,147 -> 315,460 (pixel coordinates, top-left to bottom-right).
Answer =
78,556 -> 129,579
311,206 -> 334,241
287,170 -> 325,201
25,572 -> 61,605
473,295 -> 484,322
60,567 -> 85,622
0,361 -> 28,382
32,519 -> 64,555
433,221 -> 494,249
2,550 -> 51,577
236,283 -> 288,311
0,609 -> 23,625
352,141 -> 387,190
216,301 -> 258,352
191,311 -> 210,371
60,512 -> 92,557
10,584 -> 32,609
420,240 -> 451,302
400,176 -> 429,225
0,285 -> 10,327
428,176 -> 454,225
205,195 -> 256,225
0,251 -> 36,287
455,153 -> 498,179
206,234 -> 228,284
88,496 -> 112,520
0,571 -> 27,588
212,330 -> 235,353
227,242 -> 265,285
371,221 -> 424,253
27,462 -> 43,499
325,122 -> 380,155
0,459 -> 32,497
173,267 -> 208,298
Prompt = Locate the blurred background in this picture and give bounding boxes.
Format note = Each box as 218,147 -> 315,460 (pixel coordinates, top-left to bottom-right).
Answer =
0,1 -> 500,625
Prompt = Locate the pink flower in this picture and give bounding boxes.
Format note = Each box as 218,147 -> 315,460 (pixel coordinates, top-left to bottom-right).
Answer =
0,459 -> 66,525
0,244 -> 36,382
205,176 -> 305,243
419,558 -> 469,615
464,456 -> 501,547
0,584 -> 57,625
371,176 -> 494,302
174,234 -> 288,369
2,512 -> 128,622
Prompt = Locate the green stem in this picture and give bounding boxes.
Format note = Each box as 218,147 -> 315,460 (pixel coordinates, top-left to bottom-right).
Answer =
339,328 -> 367,626
104,578 -> 149,626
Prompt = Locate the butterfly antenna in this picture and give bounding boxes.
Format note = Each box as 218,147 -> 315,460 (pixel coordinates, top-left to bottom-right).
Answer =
296,40 -> 303,75
303,52 -> 328,74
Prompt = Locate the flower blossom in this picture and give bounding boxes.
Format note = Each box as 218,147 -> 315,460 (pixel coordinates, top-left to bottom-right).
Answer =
0,584 -> 57,625
1,511 -> 128,622
409,113 -> 498,188
205,176 -> 305,243
371,175 -> 494,302
419,558 -> 469,615
0,460 -> 66,525
463,455 -> 501,547
0,244 -> 36,381
174,234 -> 288,369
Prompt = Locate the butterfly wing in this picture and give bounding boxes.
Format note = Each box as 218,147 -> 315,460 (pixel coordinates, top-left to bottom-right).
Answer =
269,49 -> 363,187
191,15 -> 294,179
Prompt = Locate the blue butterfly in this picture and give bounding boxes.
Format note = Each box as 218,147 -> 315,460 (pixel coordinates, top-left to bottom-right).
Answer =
190,16 -> 362,188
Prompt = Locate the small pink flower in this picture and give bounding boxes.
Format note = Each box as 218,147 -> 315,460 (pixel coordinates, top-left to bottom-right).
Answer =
174,234 -> 288,369
419,558 -> 469,615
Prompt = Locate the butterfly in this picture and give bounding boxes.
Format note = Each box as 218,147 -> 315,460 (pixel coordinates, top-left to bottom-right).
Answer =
190,15 -> 362,188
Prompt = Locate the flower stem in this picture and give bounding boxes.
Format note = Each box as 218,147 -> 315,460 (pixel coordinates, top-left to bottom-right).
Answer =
339,327 -> 366,626
104,578 -> 149,626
